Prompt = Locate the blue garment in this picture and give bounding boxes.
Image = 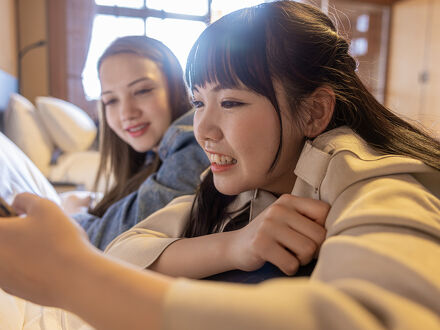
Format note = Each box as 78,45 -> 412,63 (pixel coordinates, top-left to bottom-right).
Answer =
74,110 -> 209,250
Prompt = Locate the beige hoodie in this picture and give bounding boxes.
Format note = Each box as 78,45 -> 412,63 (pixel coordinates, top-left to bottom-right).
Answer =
106,127 -> 440,330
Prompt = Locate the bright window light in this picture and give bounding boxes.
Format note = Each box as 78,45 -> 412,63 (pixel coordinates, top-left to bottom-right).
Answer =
350,37 -> 368,57
83,1 -> 268,100
82,15 -> 144,99
95,0 -> 144,8
211,0 -> 265,21
147,0 -> 208,15
356,14 -> 369,33
146,17 -> 206,71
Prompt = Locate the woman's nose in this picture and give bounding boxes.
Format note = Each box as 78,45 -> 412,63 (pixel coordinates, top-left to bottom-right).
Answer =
194,106 -> 223,143
120,97 -> 141,121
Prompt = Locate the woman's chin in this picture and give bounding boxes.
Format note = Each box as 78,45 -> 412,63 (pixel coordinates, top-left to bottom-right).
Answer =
129,141 -> 157,153
213,181 -> 249,196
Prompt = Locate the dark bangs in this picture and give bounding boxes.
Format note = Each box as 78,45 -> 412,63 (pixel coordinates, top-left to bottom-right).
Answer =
186,7 -> 276,101
185,6 -> 283,169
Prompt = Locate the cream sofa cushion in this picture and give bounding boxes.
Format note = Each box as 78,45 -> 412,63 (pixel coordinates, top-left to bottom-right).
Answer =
35,96 -> 97,152
4,93 -> 53,176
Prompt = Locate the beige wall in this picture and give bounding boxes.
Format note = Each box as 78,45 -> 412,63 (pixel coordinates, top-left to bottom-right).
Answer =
17,0 -> 49,101
0,0 -> 17,77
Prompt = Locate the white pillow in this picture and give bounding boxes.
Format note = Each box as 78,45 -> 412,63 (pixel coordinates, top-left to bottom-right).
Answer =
0,131 -> 60,204
35,96 -> 97,152
4,93 -> 53,176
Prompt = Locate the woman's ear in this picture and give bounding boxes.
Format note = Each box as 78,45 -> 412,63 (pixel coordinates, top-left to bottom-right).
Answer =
303,86 -> 335,138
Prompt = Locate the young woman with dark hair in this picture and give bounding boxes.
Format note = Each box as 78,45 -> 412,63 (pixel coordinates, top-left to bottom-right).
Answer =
0,2 -> 439,329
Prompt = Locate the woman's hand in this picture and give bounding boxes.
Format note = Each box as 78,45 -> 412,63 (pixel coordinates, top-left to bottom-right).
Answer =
60,191 -> 93,215
0,193 -> 92,307
0,193 -> 170,330
228,194 -> 329,275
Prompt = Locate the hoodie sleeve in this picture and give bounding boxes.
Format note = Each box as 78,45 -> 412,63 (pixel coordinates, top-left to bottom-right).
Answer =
104,194 -> 195,268
161,174 -> 440,330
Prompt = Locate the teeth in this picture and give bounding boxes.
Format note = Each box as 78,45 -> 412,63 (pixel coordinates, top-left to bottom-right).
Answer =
128,124 -> 146,132
208,152 -> 237,165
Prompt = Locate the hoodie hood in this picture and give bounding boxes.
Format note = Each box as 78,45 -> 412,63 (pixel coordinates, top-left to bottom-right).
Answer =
293,127 -> 440,203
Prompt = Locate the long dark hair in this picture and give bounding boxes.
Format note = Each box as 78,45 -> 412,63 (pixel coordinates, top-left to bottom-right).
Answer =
184,1 -> 440,237
90,36 -> 192,217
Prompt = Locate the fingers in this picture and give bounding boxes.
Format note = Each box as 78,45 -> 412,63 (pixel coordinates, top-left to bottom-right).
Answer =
255,238 -> 300,275
12,193 -> 61,218
275,194 -> 330,226
286,212 -> 326,247
0,193 -> 44,240
11,193 -> 44,215
250,194 -> 329,274
269,223 -> 318,265
263,202 -> 326,247
257,213 -> 320,266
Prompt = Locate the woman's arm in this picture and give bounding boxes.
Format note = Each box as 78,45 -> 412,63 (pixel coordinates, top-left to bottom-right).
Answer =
157,174 -> 440,330
63,248 -> 170,330
148,194 -> 328,278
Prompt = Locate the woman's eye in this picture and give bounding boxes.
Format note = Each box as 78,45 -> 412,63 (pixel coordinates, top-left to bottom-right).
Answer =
103,98 -> 117,107
135,88 -> 153,96
192,100 -> 204,109
221,100 -> 244,109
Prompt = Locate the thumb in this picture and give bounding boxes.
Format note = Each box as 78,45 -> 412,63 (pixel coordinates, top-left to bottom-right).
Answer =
11,193 -> 45,215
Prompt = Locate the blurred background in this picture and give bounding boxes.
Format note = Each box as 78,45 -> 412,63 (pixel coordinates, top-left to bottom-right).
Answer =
0,0 -> 439,137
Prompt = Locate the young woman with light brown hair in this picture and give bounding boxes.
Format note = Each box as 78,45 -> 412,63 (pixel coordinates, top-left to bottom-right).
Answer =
68,36 -> 209,250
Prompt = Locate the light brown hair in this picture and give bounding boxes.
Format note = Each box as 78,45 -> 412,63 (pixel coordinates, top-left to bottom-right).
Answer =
90,36 -> 191,217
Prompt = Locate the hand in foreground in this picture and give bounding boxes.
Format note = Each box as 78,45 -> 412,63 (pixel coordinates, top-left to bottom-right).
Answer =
0,193 -> 91,307
228,194 -> 329,275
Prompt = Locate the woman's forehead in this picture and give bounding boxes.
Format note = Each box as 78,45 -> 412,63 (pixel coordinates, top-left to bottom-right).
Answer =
99,54 -> 165,90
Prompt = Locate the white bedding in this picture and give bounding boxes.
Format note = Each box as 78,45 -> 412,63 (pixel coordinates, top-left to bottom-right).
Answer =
0,289 -> 93,329
0,131 -> 94,328
0,131 -> 60,204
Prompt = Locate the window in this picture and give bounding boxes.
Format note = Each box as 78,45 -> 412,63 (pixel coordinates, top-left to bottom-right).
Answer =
211,0 -> 267,22
147,0 -> 208,16
82,0 -> 210,99
82,15 -> 145,99
82,1 -> 274,100
95,0 -> 143,8
145,17 -> 206,72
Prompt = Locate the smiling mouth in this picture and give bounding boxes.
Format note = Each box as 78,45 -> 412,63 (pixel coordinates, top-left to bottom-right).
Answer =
126,124 -> 148,133
207,152 -> 237,165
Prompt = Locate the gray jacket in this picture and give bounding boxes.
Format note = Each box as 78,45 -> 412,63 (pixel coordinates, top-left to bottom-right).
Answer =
74,110 -> 209,250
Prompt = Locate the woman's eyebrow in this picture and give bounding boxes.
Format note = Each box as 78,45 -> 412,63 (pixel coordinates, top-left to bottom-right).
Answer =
101,90 -> 113,96
127,77 -> 153,87
101,77 -> 153,96
193,84 -> 247,94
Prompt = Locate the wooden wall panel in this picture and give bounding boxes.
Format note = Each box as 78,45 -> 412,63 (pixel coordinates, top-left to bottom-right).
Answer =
385,0 -> 428,118
17,0 -> 49,101
0,0 -> 17,77
386,0 -> 440,138
47,0 -> 67,100
424,0 -> 440,136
